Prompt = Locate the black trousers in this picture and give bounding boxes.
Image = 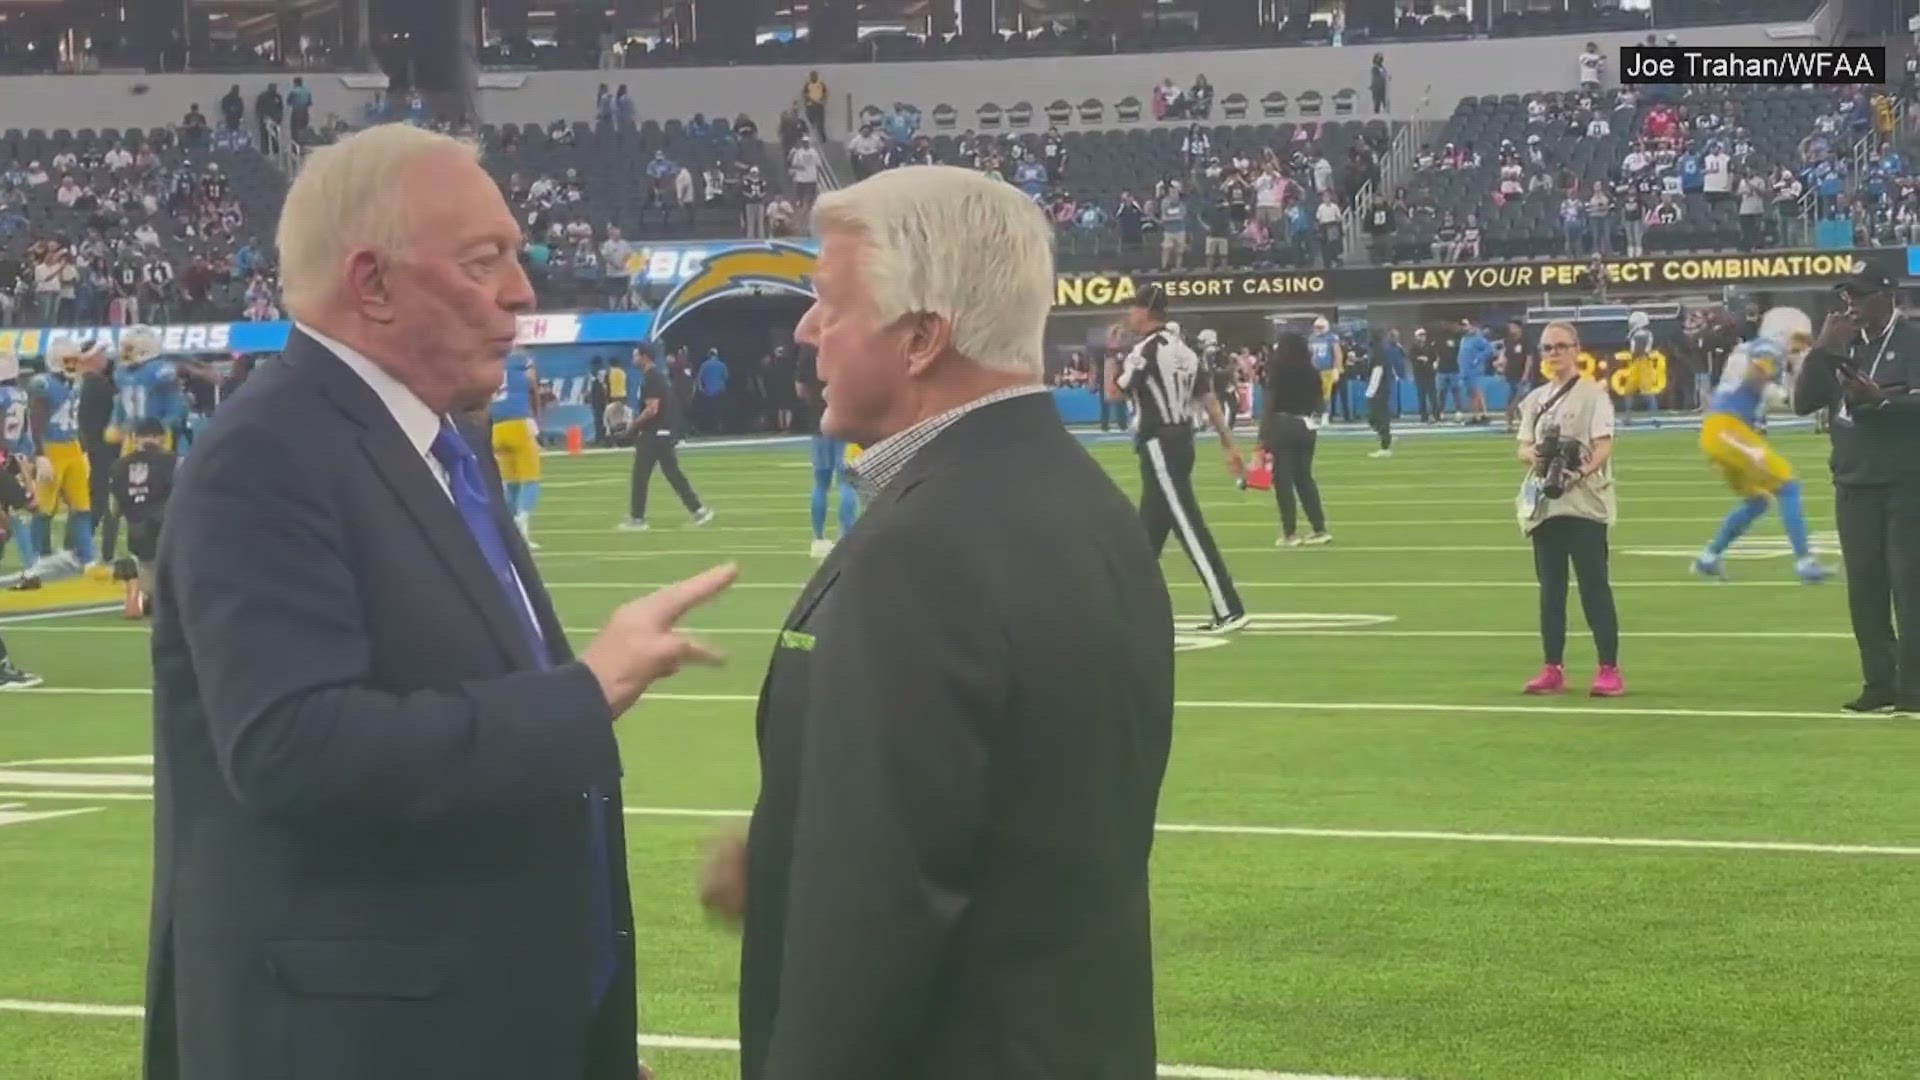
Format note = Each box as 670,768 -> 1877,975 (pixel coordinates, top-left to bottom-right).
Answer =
88,439 -> 117,563
1834,480 -> 1920,702
1369,395 -> 1392,450
1414,373 -> 1438,422
629,437 -> 704,520
1137,433 -> 1243,621
1265,415 -> 1326,538
1529,515 -> 1619,667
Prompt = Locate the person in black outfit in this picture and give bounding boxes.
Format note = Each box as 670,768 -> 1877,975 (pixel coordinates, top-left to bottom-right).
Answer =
109,418 -> 177,619
78,350 -> 117,572
620,345 -> 713,531
1115,287 -> 1248,632
1366,341 -> 1397,457
0,450 -> 43,688
1259,330 -> 1332,546
1409,327 -> 1439,422
586,358 -> 611,446
1500,319 -> 1531,431
1795,272 -> 1920,712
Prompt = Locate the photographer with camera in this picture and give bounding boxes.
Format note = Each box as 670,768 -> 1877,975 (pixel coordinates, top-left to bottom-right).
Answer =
1795,270 -> 1920,713
1516,321 -> 1624,697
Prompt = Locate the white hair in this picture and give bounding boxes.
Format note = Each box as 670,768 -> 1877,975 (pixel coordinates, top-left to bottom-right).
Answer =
810,165 -> 1054,377
276,123 -> 483,322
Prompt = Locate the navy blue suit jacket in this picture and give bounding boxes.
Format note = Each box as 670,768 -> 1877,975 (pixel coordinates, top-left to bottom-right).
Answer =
143,330 -> 637,1080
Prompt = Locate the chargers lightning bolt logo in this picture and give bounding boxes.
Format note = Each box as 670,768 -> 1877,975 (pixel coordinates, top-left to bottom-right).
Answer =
650,241 -> 819,341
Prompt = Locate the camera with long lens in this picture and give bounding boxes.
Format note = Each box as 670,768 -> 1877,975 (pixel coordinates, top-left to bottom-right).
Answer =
1536,434 -> 1585,500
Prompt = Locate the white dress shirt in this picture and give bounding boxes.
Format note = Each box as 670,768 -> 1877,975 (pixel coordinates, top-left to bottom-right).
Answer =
298,323 -> 543,637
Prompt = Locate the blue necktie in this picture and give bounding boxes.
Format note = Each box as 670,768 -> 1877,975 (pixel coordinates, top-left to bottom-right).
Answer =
429,423 -> 617,1005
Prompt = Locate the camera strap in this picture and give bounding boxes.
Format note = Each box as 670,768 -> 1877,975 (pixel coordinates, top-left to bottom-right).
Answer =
1529,377 -> 1581,443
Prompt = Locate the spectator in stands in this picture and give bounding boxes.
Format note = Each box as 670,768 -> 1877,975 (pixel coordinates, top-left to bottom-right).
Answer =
1737,168 -> 1769,248
741,166 -> 768,238
255,83 -> 284,152
1582,181 -> 1612,257
1647,191 -> 1683,235
1199,198 -> 1232,270
765,192 -> 798,236
220,85 -> 244,130
1361,191 -> 1395,264
789,135 -> 822,207
847,123 -> 885,181
1431,211 -> 1462,262
802,71 -> 828,134
673,163 -> 696,218
611,86 -> 634,126
287,77 -> 313,136
24,161 -> 48,187
1158,187 -> 1189,270
645,150 -> 676,208
1370,54 -> 1390,114
1314,190 -> 1343,268
1560,190 -> 1587,255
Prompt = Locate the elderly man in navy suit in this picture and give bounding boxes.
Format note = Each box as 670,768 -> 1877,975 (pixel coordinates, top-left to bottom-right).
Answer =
143,123 -> 734,1080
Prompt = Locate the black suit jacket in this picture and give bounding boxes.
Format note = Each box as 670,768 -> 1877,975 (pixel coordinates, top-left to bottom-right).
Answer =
143,330 -> 638,1080
740,392 -> 1175,1079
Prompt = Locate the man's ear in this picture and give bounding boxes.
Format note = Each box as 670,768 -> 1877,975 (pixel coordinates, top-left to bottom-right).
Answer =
345,250 -> 397,325
902,313 -> 953,378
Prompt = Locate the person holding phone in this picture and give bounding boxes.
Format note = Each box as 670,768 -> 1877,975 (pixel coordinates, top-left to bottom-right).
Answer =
1795,270 -> 1920,713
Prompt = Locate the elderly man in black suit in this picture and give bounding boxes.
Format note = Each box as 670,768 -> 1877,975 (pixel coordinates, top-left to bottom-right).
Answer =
143,123 -> 735,1080
697,164 -> 1176,1079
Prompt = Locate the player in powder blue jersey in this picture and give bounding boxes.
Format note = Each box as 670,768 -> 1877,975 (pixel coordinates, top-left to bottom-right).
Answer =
1694,308 -> 1832,584
795,347 -> 857,557
0,346 -> 37,578
489,350 -> 543,547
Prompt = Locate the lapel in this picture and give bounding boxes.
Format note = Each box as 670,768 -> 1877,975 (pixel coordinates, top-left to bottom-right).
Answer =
291,331 -> 539,671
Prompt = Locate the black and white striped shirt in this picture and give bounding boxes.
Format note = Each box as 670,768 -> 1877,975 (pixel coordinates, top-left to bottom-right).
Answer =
1116,327 -> 1205,443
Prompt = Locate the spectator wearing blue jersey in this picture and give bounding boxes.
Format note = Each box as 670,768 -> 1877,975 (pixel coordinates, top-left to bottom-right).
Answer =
696,348 -> 729,435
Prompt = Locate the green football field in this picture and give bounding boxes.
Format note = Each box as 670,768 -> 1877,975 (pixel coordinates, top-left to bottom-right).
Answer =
3,424 -> 1917,1080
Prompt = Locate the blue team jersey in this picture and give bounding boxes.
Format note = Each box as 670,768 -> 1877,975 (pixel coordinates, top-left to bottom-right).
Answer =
1709,381 -> 1767,428
491,356 -> 536,422
0,385 -> 32,456
1308,333 -> 1339,371
33,374 -> 82,445
113,361 -> 183,432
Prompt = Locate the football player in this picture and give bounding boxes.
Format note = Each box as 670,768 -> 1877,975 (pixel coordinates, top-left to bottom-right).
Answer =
1694,307 -> 1832,584
0,345 -> 38,580
489,349 -> 543,549
796,346 -> 857,558
1307,317 -> 1343,425
1620,310 -> 1662,427
0,449 -> 44,689
28,339 -> 101,576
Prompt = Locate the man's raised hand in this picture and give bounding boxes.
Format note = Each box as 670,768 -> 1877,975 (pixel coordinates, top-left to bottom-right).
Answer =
581,563 -> 739,717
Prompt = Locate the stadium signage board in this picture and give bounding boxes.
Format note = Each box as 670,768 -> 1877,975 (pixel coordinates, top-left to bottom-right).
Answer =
1052,247 -> 1903,310
627,239 -> 822,285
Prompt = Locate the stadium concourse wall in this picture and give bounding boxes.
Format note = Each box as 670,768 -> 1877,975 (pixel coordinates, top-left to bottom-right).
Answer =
0,20 -> 1827,137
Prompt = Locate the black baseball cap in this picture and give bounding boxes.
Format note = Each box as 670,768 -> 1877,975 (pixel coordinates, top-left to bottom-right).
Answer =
1129,285 -> 1169,317
133,418 -> 167,440
1835,270 -> 1897,296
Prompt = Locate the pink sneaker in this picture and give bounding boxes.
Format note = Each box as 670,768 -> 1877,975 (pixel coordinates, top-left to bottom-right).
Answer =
1523,664 -> 1566,695
1590,665 -> 1626,698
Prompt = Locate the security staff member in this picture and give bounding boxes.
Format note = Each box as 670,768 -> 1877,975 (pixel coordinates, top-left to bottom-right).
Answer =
621,344 -> 714,531
1795,271 -> 1920,713
1114,287 -> 1248,633
78,344 -> 116,574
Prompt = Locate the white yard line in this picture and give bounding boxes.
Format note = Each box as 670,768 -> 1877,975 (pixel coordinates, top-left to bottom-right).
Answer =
0,999 -> 1399,1079
11,687 -> 1891,724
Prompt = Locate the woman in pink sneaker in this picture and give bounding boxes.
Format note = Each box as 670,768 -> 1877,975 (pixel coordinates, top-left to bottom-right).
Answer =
1515,321 -> 1625,697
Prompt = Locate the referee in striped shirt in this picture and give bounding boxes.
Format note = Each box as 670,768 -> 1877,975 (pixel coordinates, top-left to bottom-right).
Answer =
1114,287 -> 1249,633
